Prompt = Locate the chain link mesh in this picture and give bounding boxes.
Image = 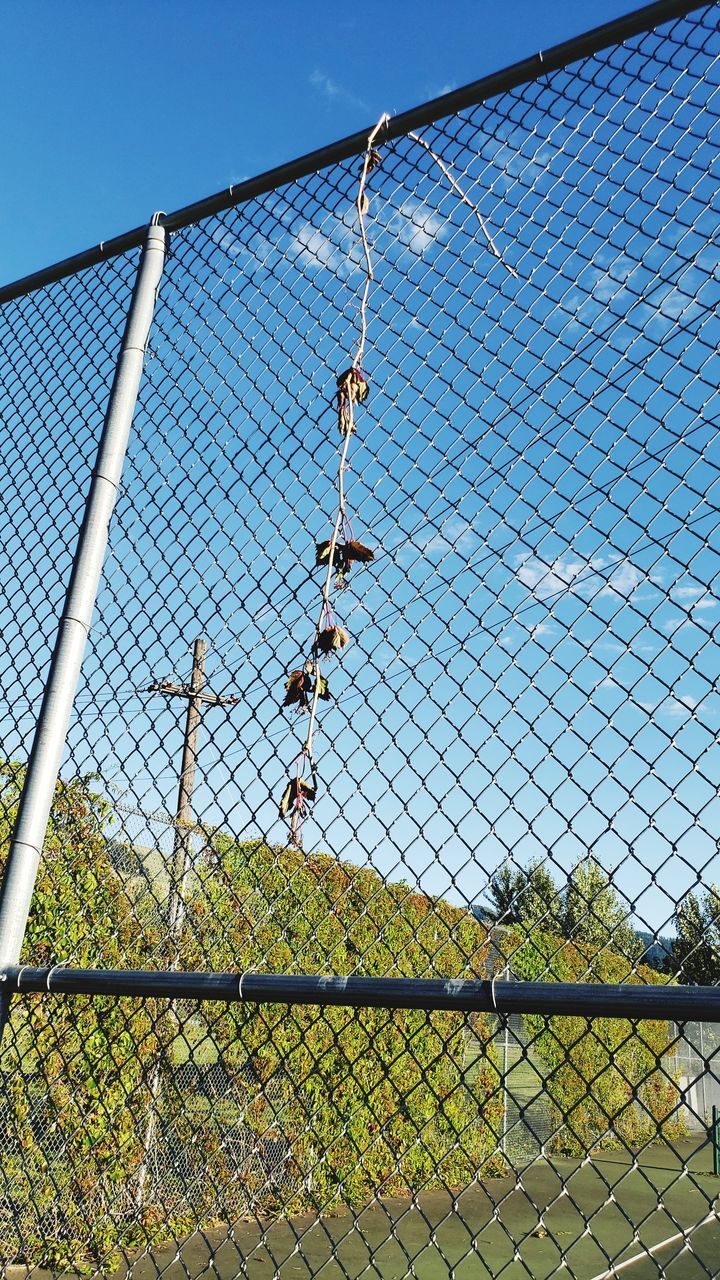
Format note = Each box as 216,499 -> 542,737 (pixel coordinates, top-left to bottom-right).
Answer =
1,3 -> 720,1275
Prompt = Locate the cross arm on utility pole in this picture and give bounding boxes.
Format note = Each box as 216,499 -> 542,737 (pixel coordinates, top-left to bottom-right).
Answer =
148,680 -> 239,707
149,637 -> 235,938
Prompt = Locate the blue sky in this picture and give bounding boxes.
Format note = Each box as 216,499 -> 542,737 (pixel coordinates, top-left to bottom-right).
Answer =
0,1 -> 644,286
0,2 -> 719,949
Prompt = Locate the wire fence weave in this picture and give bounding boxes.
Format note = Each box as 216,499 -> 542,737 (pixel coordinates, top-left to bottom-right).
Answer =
1,3 -> 720,1276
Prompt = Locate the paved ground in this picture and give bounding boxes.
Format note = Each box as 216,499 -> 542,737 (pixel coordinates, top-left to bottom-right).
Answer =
11,1139 -> 720,1279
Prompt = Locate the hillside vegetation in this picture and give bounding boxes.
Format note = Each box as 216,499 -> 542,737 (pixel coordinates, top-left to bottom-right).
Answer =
0,768 -> 681,1271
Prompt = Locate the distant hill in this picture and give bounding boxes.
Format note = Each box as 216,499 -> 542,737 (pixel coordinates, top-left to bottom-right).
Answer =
635,929 -> 673,971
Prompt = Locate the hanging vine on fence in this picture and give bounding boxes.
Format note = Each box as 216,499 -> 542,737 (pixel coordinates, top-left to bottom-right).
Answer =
279,118 -> 516,847
277,114 -> 387,848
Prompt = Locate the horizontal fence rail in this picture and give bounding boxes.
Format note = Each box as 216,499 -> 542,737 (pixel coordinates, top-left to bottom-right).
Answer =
6,967 -> 720,1020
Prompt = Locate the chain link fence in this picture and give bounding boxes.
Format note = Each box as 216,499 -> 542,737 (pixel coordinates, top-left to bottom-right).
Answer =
0,1 -> 719,1275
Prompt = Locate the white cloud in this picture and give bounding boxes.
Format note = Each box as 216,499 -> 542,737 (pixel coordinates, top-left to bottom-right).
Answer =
290,210 -> 361,277
531,621 -> 556,638
570,256 -> 708,340
481,123 -> 553,189
600,561 -> 642,598
418,516 -> 477,557
570,255 -> 636,324
289,194 -> 444,278
661,615 -> 695,634
515,552 -> 589,601
389,197 -> 444,256
209,226 -> 275,275
309,70 -> 368,113
642,694 -> 698,718
693,595 -> 717,611
515,551 -> 642,605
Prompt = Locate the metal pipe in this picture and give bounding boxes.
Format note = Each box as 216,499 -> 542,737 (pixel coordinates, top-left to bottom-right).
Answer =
4,967 -> 720,1022
0,0 -> 704,305
0,223 -> 166,976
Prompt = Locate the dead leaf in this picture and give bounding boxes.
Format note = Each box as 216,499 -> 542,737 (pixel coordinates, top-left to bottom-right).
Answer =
283,668 -> 312,709
337,366 -> 369,404
278,777 -> 316,818
316,540 -> 335,568
316,673 -> 331,700
316,626 -> 350,656
355,378 -> 369,404
343,539 -> 374,564
364,147 -> 382,173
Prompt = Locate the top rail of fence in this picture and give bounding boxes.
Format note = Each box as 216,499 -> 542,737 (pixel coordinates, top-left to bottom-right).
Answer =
0,0 -> 706,306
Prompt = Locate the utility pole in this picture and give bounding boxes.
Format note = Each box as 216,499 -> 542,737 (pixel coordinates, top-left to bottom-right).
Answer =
135,636 -> 236,1207
149,636 -> 238,944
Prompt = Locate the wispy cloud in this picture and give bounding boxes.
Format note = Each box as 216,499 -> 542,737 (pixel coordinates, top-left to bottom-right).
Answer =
567,248 -> 711,340
416,516 -> 478,558
600,561 -> 642,598
514,550 -> 643,605
289,194 -> 444,278
290,208 -> 361,278
641,694 -> 698,718
481,122 -> 553,191
309,70 -> 368,113
515,552 -> 589,601
530,620 -> 556,639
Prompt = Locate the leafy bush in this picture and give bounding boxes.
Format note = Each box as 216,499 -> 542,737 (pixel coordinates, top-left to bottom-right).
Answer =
0,772 -> 681,1270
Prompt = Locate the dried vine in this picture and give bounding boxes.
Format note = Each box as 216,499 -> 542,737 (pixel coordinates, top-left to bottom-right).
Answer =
279,115 -> 388,847
407,131 -> 518,278
279,118 -> 515,846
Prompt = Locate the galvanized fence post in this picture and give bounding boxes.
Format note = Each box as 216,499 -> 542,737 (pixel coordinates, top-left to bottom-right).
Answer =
0,220 -> 166,1009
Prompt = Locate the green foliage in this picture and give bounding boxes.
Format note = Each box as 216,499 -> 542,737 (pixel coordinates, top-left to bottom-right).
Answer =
0,764 -> 165,1271
564,858 -> 642,963
185,838 -> 502,1210
667,885 -> 720,984
482,856 -> 642,962
0,779 -> 681,1270
505,930 -> 680,1155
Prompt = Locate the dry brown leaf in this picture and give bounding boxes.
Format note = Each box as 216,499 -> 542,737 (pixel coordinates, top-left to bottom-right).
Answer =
317,673 -> 331,700
343,540 -> 374,564
316,625 -> 350,656
316,540 -> 335,568
278,776 -> 316,818
283,668 -> 311,709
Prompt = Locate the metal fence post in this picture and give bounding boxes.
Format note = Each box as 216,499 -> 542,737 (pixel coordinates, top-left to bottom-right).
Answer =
0,220 -> 166,1009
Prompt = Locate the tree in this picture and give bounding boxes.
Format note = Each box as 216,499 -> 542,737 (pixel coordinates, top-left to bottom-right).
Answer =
480,862 -> 528,924
480,859 -> 562,933
667,886 -> 720,985
519,859 -> 563,934
563,858 -> 641,961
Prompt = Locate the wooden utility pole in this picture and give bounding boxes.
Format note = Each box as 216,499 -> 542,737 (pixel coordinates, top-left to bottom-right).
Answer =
149,636 -> 238,941
136,637 -> 237,1208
